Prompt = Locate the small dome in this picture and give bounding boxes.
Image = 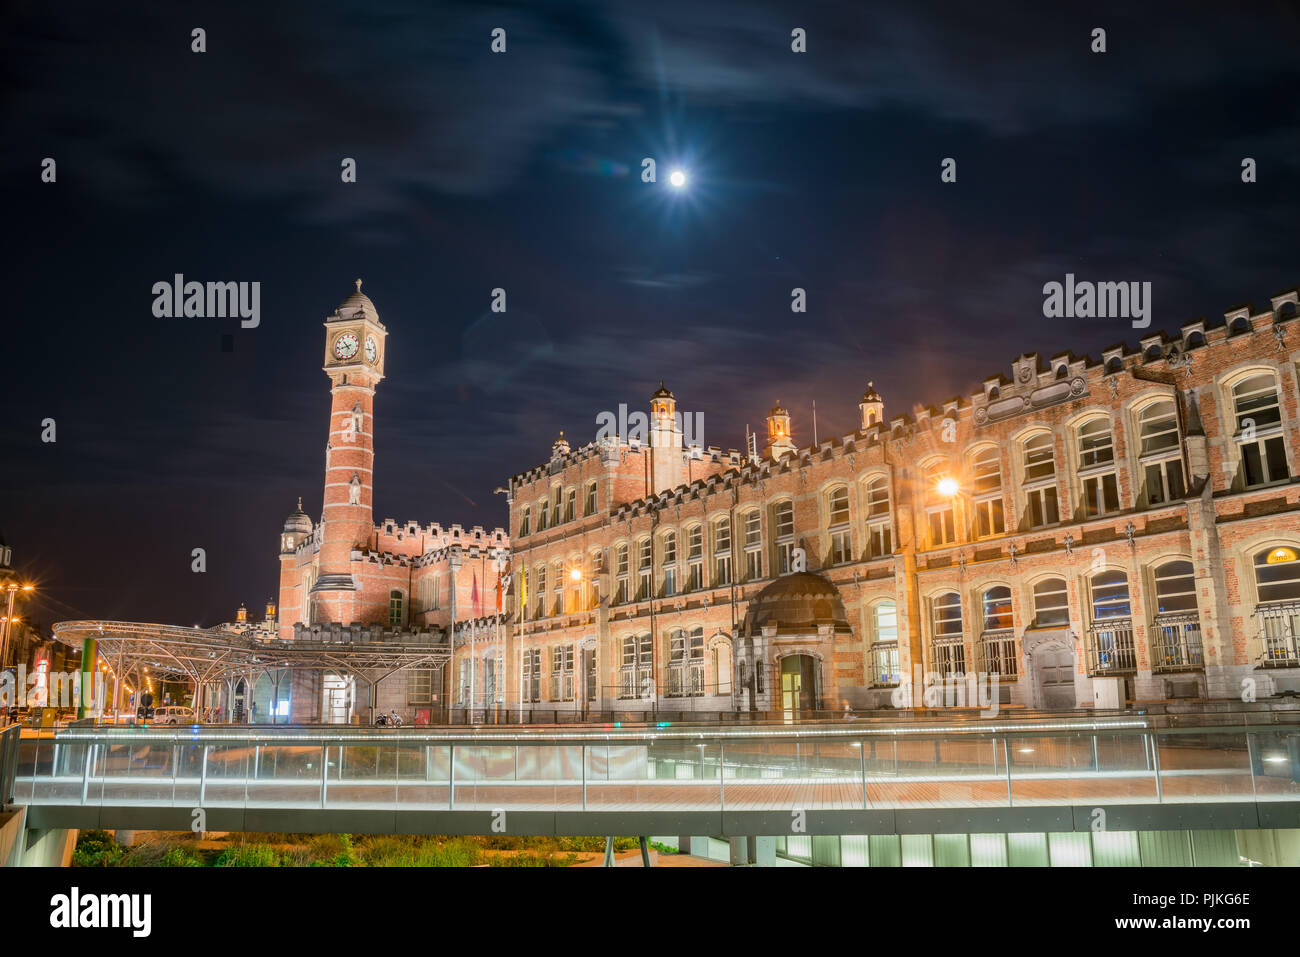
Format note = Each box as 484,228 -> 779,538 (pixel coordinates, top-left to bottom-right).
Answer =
283,497 -> 312,535
744,572 -> 851,636
651,381 -> 675,400
861,380 -> 881,404
335,278 -> 379,323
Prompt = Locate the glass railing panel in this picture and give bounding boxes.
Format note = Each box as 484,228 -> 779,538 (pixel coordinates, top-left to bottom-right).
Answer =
721,736 -> 863,810
394,742 -> 448,808
252,743 -> 329,808
1247,730 -> 1300,802
200,739 -> 252,807
99,732 -> 178,806
1152,730 -> 1253,803
1059,731 -> 1158,805
582,738 -> 719,811
1006,734 -> 1094,807
328,742 -> 398,809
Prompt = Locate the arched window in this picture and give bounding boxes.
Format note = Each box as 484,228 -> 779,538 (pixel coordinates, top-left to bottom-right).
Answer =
519,506 -> 531,538
1153,560 -> 1197,614
636,538 -> 652,600
980,585 -> 1016,676
713,517 -> 733,586
870,601 -> 900,687
773,500 -> 795,573
1089,570 -> 1131,619
924,461 -> 956,546
1032,578 -> 1069,627
619,634 -> 653,699
551,561 -> 564,615
1254,546 -> 1300,664
826,485 -> 851,565
1255,546 -> 1300,603
564,487 -> 577,523
1152,560 -> 1203,672
863,476 -> 892,559
685,524 -> 704,591
667,627 -> 705,697
1077,417 -> 1119,517
1022,433 -> 1059,528
1086,570 -> 1135,674
534,564 -> 547,619
982,585 -> 1013,630
388,589 -> 404,626
742,510 -> 763,580
613,543 -> 630,604
970,446 -> 1004,537
931,592 -> 965,675
1138,401 -> 1185,506
1232,374 -> 1289,487
520,649 -> 541,703
536,498 -> 549,532
712,639 -> 733,695
584,481 -> 597,516
660,531 -> 678,597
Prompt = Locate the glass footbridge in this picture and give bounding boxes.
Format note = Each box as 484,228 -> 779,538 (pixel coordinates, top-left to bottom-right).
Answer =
6,713 -> 1300,837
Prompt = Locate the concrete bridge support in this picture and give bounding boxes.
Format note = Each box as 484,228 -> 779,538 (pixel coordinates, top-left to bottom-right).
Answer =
0,807 -> 76,867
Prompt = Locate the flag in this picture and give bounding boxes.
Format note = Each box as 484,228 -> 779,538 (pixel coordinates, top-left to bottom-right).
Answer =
520,565 -> 528,616
471,573 -> 481,618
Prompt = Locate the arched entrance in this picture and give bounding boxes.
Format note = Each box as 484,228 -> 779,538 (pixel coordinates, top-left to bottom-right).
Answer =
1024,632 -> 1077,710
779,654 -> 817,714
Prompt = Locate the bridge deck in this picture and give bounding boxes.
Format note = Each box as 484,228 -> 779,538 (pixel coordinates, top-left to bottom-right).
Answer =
10,719 -> 1300,835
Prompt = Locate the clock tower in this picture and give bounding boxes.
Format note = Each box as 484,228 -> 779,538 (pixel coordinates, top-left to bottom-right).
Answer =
311,279 -> 388,624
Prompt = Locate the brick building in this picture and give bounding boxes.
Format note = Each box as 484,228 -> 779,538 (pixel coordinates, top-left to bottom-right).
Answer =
275,283 -> 506,723
496,288 -> 1300,716
278,282 -> 1300,721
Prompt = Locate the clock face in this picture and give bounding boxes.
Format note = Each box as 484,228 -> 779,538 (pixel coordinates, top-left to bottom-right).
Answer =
333,332 -> 359,360
365,335 -> 378,363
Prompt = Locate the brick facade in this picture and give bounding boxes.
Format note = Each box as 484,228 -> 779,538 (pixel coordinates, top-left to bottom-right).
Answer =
279,283 -> 1300,722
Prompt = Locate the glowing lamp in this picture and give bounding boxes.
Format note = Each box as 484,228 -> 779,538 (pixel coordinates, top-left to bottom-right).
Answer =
937,477 -> 959,497
669,170 -> 687,188
1266,547 -> 1298,564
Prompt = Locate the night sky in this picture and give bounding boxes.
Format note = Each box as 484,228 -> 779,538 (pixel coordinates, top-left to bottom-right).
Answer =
3,1 -> 1298,629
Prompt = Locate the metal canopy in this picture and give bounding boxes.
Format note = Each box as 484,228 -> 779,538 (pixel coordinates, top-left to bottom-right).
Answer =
50,620 -> 451,688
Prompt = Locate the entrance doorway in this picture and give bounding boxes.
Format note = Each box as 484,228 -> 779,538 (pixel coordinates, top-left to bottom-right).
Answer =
322,673 -> 354,724
1031,641 -> 1076,709
582,649 -> 596,714
780,655 -> 816,714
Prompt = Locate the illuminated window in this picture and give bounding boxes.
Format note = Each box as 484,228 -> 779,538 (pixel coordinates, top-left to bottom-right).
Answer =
864,476 -> 892,559
1032,578 -> 1069,627
870,601 -> 900,686
1138,401 -> 1185,506
930,592 -> 965,675
1232,375 -> 1289,487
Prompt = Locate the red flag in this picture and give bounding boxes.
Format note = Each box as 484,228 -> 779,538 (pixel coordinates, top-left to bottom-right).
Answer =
471,572 -> 481,618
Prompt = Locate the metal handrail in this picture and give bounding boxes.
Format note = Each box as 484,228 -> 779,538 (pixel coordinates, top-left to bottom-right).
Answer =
0,723 -> 20,806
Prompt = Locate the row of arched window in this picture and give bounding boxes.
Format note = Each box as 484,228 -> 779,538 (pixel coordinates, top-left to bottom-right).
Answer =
517,481 -> 600,537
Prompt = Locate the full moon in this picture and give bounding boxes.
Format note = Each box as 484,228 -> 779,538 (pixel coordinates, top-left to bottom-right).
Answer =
669,169 -> 687,188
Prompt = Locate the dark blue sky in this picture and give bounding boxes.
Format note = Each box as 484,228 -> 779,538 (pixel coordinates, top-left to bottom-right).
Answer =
3,1 -> 1298,627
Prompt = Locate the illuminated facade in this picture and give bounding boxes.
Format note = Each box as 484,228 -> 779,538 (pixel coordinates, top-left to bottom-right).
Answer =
277,282 -> 1300,721
499,289 -> 1300,714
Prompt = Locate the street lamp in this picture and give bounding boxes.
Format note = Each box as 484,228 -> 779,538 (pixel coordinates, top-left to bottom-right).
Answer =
937,477 -> 959,498
0,582 -> 34,674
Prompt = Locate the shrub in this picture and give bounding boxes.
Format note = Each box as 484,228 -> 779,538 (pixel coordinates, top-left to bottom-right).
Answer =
489,851 -> 580,868
413,838 -> 481,867
72,830 -> 125,868
160,846 -> 205,868
215,844 -> 279,867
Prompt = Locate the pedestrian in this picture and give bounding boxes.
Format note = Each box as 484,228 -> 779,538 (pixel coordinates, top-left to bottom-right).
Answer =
249,701 -> 256,723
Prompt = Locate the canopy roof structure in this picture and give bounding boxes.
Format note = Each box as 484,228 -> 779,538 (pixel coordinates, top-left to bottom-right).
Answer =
51,620 -> 451,690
